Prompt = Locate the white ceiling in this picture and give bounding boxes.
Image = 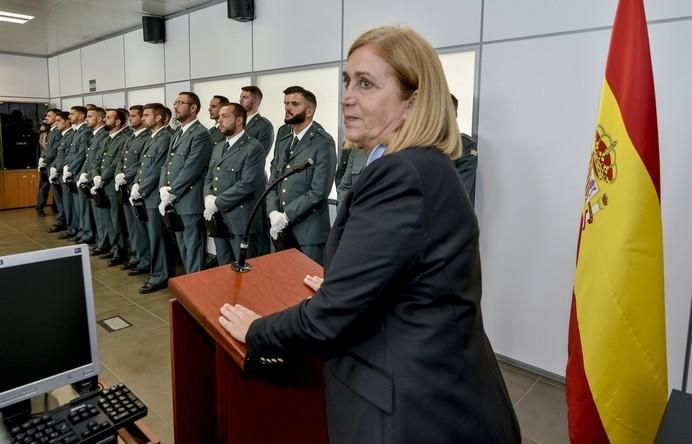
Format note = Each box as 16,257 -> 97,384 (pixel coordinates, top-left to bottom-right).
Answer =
0,0 -> 218,57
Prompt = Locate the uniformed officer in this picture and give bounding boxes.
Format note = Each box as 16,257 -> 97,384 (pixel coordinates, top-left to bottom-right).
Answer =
36,108 -> 62,217
131,103 -> 172,294
62,106 -> 93,241
336,143 -> 369,211
47,112 -> 74,233
207,95 -> 229,145
57,106 -> 89,239
203,103 -> 267,264
266,86 -> 336,265
76,107 -> 108,246
84,108 -> 113,255
450,94 -> 478,205
115,105 -> 151,274
159,92 -> 214,274
91,109 -> 130,266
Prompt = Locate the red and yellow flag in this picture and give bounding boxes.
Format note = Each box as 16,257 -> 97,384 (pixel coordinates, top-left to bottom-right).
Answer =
566,0 -> 668,442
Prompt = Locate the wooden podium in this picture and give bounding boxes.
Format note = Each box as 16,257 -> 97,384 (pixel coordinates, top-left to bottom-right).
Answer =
168,249 -> 329,444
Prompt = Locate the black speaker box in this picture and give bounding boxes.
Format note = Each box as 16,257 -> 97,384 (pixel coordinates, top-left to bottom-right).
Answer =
227,0 -> 254,22
142,16 -> 165,43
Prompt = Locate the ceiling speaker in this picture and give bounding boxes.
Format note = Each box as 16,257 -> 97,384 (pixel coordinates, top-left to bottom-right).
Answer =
142,16 -> 165,44
228,0 -> 254,22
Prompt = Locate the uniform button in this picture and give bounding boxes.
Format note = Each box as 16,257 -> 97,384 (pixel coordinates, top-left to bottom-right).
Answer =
214,177 -> 218,181
216,167 -> 220,171
286,165 -> 291,169
167,181 -> 170,185
240,205 -> 243,208
282,189 -> 286,193
231,168 -> 235,172
281,201 -> 286,205
167,171 -> 170,175
168,162 -> 172,165
214,187 -> 218,191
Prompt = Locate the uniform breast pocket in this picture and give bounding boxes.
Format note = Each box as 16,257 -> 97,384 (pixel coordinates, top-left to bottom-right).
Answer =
224,162 -> 243,178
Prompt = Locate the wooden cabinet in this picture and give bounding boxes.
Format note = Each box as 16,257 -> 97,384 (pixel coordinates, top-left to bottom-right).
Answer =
0,170 -> 39,209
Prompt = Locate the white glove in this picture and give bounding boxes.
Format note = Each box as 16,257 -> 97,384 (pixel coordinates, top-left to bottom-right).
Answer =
158,200 -> 168,216
130,183 -> 141,200
269,210 -> 283,227
62,170 -> 72,183
115,173 -> 127,190
128,195 -> 136,206
63,165 -> 70,175
159,186 -> 176,204
38,157 -> 46,169
203,195 -> 218,221
49,167 -> 58,179
93,176 -> 103,188
269,226 -> 280,240
90,186 -> 98,195
77,173 -> 88,185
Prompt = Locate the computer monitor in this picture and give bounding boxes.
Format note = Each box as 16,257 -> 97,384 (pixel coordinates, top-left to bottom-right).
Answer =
0,245 -> 99,409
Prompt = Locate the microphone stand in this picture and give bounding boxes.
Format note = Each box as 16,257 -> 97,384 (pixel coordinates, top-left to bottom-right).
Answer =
231,158 -> 314,272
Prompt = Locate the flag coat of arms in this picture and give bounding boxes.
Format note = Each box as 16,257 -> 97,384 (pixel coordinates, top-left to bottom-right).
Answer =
566,0 -> 668,442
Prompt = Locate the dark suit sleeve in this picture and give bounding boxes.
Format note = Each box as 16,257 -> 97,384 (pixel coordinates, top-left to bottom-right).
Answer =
246,155 -> 424,352
168,129 -> 213,197
215,144 -> 265,211
283,136 -> 336,223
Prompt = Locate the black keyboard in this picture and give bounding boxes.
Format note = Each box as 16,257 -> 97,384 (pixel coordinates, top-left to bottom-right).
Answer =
7,383 -> 147,444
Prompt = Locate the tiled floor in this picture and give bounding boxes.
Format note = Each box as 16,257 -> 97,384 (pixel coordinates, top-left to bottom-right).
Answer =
0,207 -> 569,443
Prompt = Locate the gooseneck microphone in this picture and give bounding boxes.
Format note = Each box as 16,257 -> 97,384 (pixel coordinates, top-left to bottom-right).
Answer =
231,158 -> 314,272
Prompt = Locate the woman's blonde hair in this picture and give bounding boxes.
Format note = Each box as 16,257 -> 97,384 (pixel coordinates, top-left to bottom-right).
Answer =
348,26 -> 461,159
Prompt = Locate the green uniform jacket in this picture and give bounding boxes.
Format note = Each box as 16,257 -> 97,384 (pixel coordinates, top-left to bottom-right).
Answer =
266,121 -> 336,246
204,133 -> 266,235
245,113 -> 274,157
208,125 -> 225,145
136,128 -> 172,210
336,148 -> 369,210
54,129 -> 75,171
116,129 -> 151,184
159,120 -> 213,215
44,128 -> 63,168
66,124 -> 94,175
94,129 -> 130,196
81,128 -> 109,177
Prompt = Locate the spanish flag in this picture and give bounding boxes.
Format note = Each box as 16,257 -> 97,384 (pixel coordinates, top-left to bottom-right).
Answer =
566,0 -> 668,442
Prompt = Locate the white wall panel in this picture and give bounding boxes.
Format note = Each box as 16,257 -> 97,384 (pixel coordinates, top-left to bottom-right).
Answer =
440,51 -> 476,135
48,56 -> 60,98
164,15 -> 190,82
83,94 -> 103,107
192,77 -> 251,129
649,20 -> 692,390
50,98 -> 60,108
81,36 -> 125,93
0,54 -> 49,99
58,50 -> 83,97
127,87 -> 165,107
343,0 -> 482,56
256,66 -> 340,188
476,30 -> 610,377
124,29 -> 165,88
189,3 -> 252,79
102,92 -> 126,109
61,96 -> 84,110
483,0 -> 692,43
253,0 -> 341,71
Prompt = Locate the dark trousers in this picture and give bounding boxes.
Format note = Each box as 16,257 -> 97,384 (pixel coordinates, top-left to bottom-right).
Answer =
51,182 -> 66,225
36,172 -> 50,210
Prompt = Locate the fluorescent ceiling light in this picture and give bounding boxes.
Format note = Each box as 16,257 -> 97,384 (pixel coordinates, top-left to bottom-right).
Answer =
0,10 -> 34,24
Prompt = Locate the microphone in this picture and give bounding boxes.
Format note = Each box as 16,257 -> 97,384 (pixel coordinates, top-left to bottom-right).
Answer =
231,158 -> 315,272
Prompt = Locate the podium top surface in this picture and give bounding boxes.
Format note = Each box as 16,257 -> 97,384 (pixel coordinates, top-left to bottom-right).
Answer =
169,249 -> 322,368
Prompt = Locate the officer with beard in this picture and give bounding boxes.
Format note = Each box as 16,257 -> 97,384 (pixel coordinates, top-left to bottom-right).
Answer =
266,86 -> 336,265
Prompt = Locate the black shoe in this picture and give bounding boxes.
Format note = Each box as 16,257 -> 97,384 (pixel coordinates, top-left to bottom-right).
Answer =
90,247 -> 105,256
99,252 -> 114,260
36,209 -> 46,217
108,257 -> 127,267
59,232 -> 75,239
82,238 -> 96,245
128,268 -> 148,276
48,224 -> 66,233
121,262 -> 137,271
139,281 -> 167,294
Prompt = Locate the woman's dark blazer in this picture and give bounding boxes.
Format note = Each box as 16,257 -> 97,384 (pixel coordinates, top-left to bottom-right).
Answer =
246,146 -> 520,444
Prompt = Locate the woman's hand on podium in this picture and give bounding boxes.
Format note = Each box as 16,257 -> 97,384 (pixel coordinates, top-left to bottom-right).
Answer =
219,303 -> 261,343
303,275 -> 323,293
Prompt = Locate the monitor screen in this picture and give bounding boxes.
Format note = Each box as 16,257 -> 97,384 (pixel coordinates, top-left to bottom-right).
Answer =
0,245 -> 99,409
